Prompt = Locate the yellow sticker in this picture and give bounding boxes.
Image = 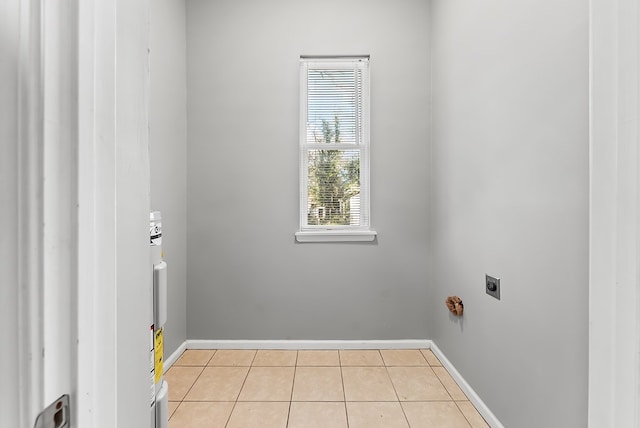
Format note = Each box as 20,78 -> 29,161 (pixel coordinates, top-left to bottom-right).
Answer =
154,327 -> 164,384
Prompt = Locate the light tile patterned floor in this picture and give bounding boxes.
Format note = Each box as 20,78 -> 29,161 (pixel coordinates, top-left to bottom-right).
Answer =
165,349 -> 490,428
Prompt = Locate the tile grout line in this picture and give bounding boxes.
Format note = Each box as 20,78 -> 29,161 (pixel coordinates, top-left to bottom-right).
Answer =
437,370 -> 455,401
285,351 -> 298,428
430,363 -> 478,426
453,400 -> 475,428
382,350 -> 412,428
205,349 -> 217,366
169,349 -> 218,422
337,350 -> 350,428
417,351 -> 456,403
404,349 -> 432,428
433,366 -> 459,402
224,350 -> 257,428
179,365 -> 207,402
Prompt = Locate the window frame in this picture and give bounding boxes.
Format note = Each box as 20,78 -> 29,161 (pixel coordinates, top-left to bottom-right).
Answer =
296,56 -> 376,242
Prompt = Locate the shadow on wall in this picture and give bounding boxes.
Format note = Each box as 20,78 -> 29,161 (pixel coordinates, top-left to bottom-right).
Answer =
449,312 -> 464,332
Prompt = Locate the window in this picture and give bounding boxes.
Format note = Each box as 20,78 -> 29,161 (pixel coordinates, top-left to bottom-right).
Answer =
296,56 -> 376,242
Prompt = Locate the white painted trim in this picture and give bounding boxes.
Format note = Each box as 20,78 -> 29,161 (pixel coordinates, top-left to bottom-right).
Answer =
295,230 -> 377,242
42,0 -> 79,407
163,341 -> 187,372
430,343 -> 504,428
0,3 -> 21,424
17,0 -> 45,425
76,0 -> 119,426
186,339 -> 432,350
76,0 -> 98,423
589,0 -> 640,426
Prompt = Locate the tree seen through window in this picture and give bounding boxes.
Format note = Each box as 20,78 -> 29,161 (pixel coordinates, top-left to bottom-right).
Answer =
307,117 -> 360,226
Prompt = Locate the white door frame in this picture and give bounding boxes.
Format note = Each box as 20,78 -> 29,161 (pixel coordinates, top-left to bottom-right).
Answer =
14,0 -> 151,427
589,0 -> 640,426
0,0 -> 25,425
76,0 -> 119,425
77,0 -> 152,426
14,0 -> 85,425
16,0 -> 46,425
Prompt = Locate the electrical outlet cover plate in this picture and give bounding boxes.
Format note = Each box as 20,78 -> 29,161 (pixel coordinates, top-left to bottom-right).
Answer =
486,274 -> 500,300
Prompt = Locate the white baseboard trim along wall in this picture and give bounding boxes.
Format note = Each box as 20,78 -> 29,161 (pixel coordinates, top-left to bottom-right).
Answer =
429,343 -> 504,428
185,339 -> 432,350
164,340 -> 187,371
164,339 -> 503,428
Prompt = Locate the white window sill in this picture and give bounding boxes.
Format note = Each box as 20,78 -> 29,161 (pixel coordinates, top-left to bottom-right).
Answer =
295,230 -> 377,242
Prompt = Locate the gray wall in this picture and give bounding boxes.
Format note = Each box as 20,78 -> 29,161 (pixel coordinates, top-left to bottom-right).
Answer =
150,0 -> 189,356
429,1 -> 589,427
186,0 -> 431,340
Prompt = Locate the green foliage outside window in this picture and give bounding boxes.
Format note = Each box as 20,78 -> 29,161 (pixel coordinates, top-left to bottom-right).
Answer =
307,117 -> 360,226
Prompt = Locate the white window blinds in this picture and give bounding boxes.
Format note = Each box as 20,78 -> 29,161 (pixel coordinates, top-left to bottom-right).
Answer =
299,57 -> 371,234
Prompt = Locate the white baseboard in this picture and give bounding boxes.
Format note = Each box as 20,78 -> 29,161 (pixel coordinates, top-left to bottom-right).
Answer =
430,343 -> 504,428
185,339 -> 432,350
163,340 -> 187,372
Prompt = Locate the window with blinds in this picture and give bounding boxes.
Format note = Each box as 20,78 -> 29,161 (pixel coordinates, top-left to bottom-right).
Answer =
297,56 -> 374,241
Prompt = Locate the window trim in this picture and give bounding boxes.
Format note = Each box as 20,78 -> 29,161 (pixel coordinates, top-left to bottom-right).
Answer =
295,229 -> 377,242
297,56 -> 376,242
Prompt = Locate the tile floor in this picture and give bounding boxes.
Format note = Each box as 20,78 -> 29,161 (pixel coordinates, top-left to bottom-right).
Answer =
165,349 -> 490,428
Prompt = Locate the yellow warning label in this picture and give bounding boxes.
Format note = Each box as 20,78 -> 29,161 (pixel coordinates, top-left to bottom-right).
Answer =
154,327 -> 164,384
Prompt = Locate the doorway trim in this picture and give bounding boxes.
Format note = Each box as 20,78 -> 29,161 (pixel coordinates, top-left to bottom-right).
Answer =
16,0 -> 45,425
589,0 -> 640,425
